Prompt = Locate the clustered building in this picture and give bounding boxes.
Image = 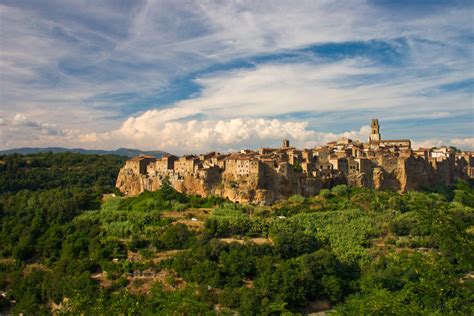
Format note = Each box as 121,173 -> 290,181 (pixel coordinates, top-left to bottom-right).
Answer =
116,119 -> 474,204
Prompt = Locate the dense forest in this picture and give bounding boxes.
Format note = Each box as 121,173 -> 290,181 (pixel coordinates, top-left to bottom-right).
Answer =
0,152 -> 473,315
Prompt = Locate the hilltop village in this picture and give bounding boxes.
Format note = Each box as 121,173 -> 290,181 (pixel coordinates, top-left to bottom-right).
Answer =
116,119 -> 474,204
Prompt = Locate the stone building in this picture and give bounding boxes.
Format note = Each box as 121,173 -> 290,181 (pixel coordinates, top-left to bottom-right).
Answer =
125,155 -> 156,174
224,155 -> 262,177
329,156 -> 349,175
369,118 -> 411,150
156,155 -> 178,174
369,119 -> 381,144
174,155 -> 199,175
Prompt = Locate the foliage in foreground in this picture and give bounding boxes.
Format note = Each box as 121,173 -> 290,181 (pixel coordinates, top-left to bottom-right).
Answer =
0,153 -> 473,315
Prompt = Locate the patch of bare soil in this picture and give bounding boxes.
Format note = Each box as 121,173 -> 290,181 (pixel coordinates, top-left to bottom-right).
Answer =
50,297 -> 70,314
91,272 -> 113,288
161,208 -> 212,220
243,279 -> 254,288
23,263 -> 52,275
151,249 -> 185,263
127,250 -> 143,262
305,299 -> 332,315
126,249 -> 185,265
219,237 -> 273,245
101,193 -> 118,201
0,258 -> 15,265
127,269 -> 186,295
175,219 -> 204,230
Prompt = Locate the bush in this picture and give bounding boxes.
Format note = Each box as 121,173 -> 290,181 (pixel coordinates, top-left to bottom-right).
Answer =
389,212 -> 417,236
319,189 -> 332,198
139,249 -> 154,259
331,185 -> 349,197
270,223 -> 319,258
160,223 -> 192,249
288,194 -> 305,204
13,237 -> 34,261
129,235 -> 148,251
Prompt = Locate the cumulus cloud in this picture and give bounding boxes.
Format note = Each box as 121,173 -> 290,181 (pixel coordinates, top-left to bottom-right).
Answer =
450,138 -> 474,150
412,138 -> 474,151
9,113 -> 66,135
413,139 -> 444,149
0,113 -> 75,148
77,111 -> 370,153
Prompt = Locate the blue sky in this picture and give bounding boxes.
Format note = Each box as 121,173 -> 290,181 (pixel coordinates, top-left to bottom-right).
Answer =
0,0 -> 473,153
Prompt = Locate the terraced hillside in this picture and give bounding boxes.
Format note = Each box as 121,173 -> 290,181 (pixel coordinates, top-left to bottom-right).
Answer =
0,153 -> 473,314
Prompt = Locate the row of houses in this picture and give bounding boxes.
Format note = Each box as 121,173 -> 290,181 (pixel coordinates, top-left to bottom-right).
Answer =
124,118 -> 474,181
126,140 -> 473,181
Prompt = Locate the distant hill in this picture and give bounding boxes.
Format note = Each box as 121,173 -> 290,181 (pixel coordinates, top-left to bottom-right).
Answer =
0,147 -> 168,158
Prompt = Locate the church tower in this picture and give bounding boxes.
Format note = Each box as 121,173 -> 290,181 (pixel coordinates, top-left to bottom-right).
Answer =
369,118 -> 381,143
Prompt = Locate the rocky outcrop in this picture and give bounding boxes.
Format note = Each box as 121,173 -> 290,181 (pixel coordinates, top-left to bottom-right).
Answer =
396,156 -> 435,192
365,156 -> 468,192
116,153 -> 469,204
116,163 -> 345,204
116,168 -> 145,196
345,155 -> 468,193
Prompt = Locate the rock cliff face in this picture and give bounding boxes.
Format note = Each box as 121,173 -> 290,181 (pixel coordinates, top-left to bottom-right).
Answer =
116,154 -> 469,204
116,168 -> 144,196
396,156 -> 435,192
346,155 -> 468,193
116,163 -> 346,204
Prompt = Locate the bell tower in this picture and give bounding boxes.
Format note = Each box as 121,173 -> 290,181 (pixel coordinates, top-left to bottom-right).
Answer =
369,118 -> 381,143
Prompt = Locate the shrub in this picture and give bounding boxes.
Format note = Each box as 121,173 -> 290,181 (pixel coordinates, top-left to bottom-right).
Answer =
129,235 -> 149,251
331,185 -> 349,197
160,223 -> 192,249
288,194 -> 305,204
319,189 -> 332,198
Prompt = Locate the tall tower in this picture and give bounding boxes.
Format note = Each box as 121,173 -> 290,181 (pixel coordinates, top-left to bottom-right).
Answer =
369,118 -> 381,143
282,139 -> 290,148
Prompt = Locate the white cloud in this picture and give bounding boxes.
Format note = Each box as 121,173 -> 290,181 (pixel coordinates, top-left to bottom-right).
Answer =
10,113 -> 65,135
412,138 -> 474,151
0,113 -> 75,148
450,138 -> 474,150
76,112 -> 370,153
413,139 -> 444,149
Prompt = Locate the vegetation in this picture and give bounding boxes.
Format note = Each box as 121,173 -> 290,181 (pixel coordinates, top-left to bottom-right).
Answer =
0,152 -> 473,314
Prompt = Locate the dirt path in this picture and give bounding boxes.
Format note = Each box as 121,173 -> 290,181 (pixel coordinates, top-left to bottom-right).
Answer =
219,237 -> 273,245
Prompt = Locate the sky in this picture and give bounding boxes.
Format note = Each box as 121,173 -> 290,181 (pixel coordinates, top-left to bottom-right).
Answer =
0,0 -> 473,154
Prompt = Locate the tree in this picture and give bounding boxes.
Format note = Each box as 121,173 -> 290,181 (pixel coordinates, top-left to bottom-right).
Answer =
160,223 -> 192,249
270,223 -> 319,258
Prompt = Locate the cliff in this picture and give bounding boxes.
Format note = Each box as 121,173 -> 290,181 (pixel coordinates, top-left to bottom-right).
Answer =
116,163 -> 346,205
116,154 -> 470,204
